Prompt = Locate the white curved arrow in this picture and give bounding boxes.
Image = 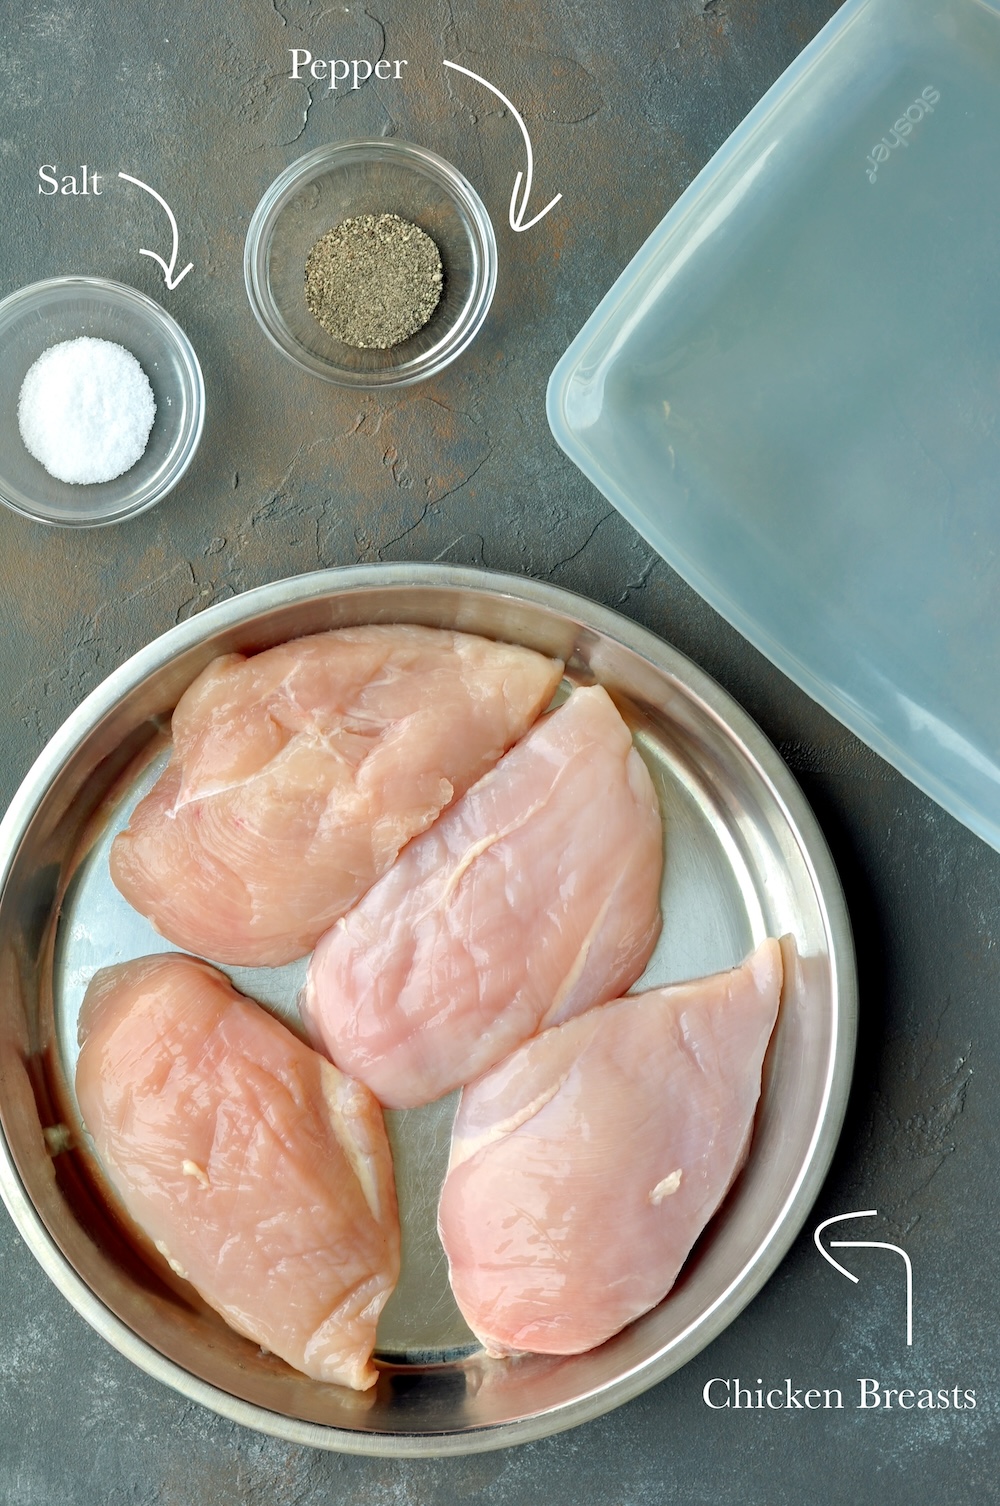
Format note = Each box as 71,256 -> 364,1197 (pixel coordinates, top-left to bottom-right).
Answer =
118,172 -> 193,289
815,1210 -> 913,1346
442,59 -> 562,232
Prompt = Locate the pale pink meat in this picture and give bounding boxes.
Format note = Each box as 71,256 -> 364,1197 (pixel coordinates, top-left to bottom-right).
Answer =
301,685 -> 664,1109
75,954 -> 400,1389
437,940 -> 782,1357
110,625 -> 563,966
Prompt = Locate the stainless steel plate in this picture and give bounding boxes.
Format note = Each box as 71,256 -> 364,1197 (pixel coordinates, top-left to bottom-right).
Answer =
0,565 -> 856,1455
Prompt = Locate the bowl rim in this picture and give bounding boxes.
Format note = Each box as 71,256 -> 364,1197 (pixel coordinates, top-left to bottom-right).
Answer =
0,563 -> 857,1456
243,139 -> 498,389
0,274 -> 205,529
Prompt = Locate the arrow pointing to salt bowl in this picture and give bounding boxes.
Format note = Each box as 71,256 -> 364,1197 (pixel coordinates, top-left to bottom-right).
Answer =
118,172 -> 194,289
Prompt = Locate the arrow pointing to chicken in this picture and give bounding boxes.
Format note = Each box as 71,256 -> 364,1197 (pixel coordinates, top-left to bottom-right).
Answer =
442,59 -> 563,232
118,172 -> 194,289
815,1210 -> 914,1346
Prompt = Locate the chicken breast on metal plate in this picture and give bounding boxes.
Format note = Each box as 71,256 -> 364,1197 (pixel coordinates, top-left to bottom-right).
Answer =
75,953 -> 400,1390
301,685 -> 664,1108
110,625 -> 564,966
437,939 -> 782,1357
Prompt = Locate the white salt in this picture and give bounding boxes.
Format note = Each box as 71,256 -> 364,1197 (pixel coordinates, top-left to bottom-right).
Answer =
18,336 -> 156,485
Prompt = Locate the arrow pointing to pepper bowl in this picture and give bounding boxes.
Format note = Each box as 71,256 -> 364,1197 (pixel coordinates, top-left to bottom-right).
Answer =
118,172 -> 193,289
442,60 -> 563,233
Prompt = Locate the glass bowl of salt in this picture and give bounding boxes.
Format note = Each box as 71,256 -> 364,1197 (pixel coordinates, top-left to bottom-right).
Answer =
244,140 -> 498,388
0,276 -> 204,527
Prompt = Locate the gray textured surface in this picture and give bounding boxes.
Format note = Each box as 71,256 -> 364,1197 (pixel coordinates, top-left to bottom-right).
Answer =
1,0 -> 997,1500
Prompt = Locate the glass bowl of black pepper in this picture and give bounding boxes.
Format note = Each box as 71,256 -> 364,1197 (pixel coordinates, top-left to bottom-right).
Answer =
244,140 -> 498,388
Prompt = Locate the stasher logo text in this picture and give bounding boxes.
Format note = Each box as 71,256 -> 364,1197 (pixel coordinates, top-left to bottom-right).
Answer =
866,86 -> 940,182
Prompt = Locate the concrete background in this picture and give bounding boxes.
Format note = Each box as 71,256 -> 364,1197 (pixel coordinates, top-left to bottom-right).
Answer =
1,1 -> 997,1501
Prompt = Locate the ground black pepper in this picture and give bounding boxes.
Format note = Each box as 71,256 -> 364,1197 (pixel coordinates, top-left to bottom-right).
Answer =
304,212 -> 443,349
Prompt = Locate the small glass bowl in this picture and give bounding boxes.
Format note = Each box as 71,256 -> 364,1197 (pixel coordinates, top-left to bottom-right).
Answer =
0,277 -> 205,528
244,140 -> 498,388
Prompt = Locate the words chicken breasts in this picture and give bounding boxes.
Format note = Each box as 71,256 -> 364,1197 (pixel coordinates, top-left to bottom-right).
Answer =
437,940 -> 782,1357
301,686 -> 664,1108
110,625 -> 563,966
75,954 -> 400,1390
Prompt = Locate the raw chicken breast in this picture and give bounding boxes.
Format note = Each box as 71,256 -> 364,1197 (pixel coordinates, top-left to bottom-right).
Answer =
75,953 -> 400,1389
302,685 -> 663,1108
110,626 -> 563,966
438,939 -> 782,1357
